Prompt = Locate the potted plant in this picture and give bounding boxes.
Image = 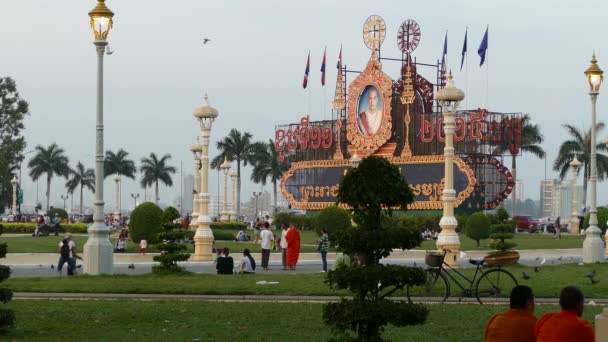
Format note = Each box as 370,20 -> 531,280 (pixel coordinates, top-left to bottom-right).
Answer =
484,223 -> 520,266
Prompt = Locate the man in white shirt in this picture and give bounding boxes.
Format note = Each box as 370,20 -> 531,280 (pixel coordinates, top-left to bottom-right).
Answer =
280,223 -> 288,270
259,222 -> 274,270
358,88 -> 383,136
57,233 -> 79,276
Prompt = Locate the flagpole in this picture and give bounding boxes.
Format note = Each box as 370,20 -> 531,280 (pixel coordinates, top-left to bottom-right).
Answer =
485,25 -> 489,109
465,27 -> 469,110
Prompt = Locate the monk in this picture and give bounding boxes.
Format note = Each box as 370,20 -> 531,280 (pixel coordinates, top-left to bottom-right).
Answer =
534,286 -> 595,342
484,285 -> 536,342
285,222 -> 301,270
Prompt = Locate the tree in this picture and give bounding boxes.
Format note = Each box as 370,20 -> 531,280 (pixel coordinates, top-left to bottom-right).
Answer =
553,123 -> 608,211
250,139 -> 289,213
65,162 -> 95,215
0,242 -> 15,329
140,153 -> 176,204
324,156 -> 428,341
465,212 -> 491,247
0,77 -> 29,213
494,114 -> 545,216
28,143 -> 71,211
104,149 -> 137,179
211,129 -> 258,217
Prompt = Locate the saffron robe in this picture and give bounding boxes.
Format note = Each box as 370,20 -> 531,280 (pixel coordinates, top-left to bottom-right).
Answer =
285,226 -> 301,267
534,310 -> 594,342
484,308 -> 536,342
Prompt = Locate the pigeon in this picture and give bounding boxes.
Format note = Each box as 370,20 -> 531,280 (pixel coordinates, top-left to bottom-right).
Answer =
535,257 -> 541,261
585,270 -> 596,279
128,264 -> 135,269
591,278 -> 600,285
106,45 -> 114,55
557,256 -> 563,261
534,266 -> 540,273
50,264 -> 54,269
540,257 -> 546,265
522,272 -> 531,280
203,38 -> 211,44
413,261 -> 417,267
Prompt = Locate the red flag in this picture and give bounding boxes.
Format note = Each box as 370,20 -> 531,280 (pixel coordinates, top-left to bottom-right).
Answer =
321,48 -> 326,86
303,52 -> 310,89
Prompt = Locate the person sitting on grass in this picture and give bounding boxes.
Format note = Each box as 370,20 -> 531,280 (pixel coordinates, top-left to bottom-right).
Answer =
216,248 -> 234,275
236,229 -> 249,242
534,286 -> 594,342
240,248 -> 256,274
484,285 -> 536,342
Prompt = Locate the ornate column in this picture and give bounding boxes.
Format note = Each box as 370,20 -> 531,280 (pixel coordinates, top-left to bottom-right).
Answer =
400,60 -> 415,157
190,140 -> 202,230
436,72 -> 465,267
113,175 -> 120,223
192,94 -> 218,262
570,155 -> 581,234
220,158 -> 230,222
229,171 -> 237,221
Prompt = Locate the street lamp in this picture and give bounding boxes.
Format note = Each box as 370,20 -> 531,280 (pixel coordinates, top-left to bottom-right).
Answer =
130,193 -> 140,209
83,0 -> 115,275
569,154 -> 581,234
253,191 -> 262,219
192,94 -> 219,261
436,71 -> 465,267
583,52 -> 605,263
190,139 -> 202,230
220,158 -> 231,222
229,170 -> 237,221
10,176 -> 17,215
113,175 -> 121,223
350,153 -> 362,168
61,195 -> 69,210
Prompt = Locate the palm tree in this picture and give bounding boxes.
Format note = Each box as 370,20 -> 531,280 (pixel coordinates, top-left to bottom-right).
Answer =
65,162 -> 95,215
494,114 -> 545,215
28,143 -> 71,211
140,153 -> 177,204
251,140 -> 289,213
105,149 -> 137,215
211,129 -> 259,217
553,123 -> 608,210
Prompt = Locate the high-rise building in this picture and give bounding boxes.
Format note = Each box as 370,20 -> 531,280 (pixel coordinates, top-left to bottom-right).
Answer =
540,179 -> 559,217
540,179 -> 583,219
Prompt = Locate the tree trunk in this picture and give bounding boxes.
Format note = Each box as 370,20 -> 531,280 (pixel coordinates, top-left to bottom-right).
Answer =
273,180 -> 278,214
236,161 -> 241,217
80,184 -> 84,216
511,156 -> 517,217
155,181 -> 159,204
46,174 -> 51,212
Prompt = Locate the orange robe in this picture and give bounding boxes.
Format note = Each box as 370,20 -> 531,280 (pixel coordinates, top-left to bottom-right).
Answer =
285,227 -> 301,267
484,309 -> 536,342
534,310 -> 595,342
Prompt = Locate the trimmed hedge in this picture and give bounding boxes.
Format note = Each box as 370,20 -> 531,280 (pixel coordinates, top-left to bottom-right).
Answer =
213,230 -> 236,241
314,206 -> 351,239
129,202 -> 163,244
209,222 -> 247,230
465,212 -> 491,247
272,213 -> 315,231
0,223 -> 88,234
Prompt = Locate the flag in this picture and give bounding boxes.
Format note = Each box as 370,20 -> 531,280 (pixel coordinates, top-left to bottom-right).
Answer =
303,52 -> 310,89
460,29 -> 467,71
321,48 -> 326,86
441,32 -> 447,85
478,27 -> 488,66
336,45 -> 342,69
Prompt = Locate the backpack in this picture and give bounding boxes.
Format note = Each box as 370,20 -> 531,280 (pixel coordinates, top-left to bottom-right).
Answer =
61,239 -> 71,258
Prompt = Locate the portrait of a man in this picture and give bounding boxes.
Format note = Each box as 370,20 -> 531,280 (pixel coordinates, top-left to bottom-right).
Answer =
357,86 -> 383,136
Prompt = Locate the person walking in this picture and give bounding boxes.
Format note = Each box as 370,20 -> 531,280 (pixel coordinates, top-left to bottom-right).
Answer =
286,221 -> 301,270
260,222 -> 274,270
240,248 -> 256,274
57,233 -> 80,276
52,214 -> 61,236
318,227 -> 330,272
280,223 -> 288,270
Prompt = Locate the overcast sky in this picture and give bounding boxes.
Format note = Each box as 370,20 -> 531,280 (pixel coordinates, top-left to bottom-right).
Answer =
2,0 -> 608,212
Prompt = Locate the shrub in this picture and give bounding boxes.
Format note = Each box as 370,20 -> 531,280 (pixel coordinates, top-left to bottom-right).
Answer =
209,222 -> 248,230
584,207 -> 608,234
153,228 -> 191,273
0,243 -> 14,330
213,230 -> 236,241
488,224 -> 517,257
129,202 -> 163,244
314,206 -> 351,241
47,208 -> 68,221
273,213 -> 315,231
162,206 -> 180,223
465,212 -> 491,247
0,223 -> 88,234
455,213 -> 470,232
496,207 -> 509,223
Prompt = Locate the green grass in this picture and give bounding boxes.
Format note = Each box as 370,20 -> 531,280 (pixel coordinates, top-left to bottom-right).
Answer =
418,233 -> 585,251
5,263 -> 608,298
0,300 -> 601,341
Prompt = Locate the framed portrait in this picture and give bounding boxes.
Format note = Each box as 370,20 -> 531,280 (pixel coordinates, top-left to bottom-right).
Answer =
357,85 -> 384,136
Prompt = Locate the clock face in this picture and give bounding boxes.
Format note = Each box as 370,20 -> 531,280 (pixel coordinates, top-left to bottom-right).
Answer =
362,15 -> 386,50
397,19 -> 421,53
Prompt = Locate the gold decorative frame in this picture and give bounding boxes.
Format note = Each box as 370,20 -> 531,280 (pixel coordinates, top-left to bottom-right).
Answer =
346,52 -> 393,157
280,155 -> 477,211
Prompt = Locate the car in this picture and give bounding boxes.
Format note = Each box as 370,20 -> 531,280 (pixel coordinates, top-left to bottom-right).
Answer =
513,215 -> 542,233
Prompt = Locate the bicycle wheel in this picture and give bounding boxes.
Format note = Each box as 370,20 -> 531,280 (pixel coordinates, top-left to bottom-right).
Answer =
475,268 -> 518,304
407,269 -> 450,304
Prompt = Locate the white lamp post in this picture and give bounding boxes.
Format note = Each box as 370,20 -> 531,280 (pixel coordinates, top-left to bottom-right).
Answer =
192,94 -> 218,261
569,155 -> 581,234
130,193 -> 139,209
190,140 -> 202,230
61,194 -> 69,210
220,158 -> 231,222
83,0 -> 114,275
436,72 -> 465,267
229,170 -> 237,221
113,175 -> 120,223
10,176 -> 17,215
253,191 -> 262,219
583,52 -> 605,263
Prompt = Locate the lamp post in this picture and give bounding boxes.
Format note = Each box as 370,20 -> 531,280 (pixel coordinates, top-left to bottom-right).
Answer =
10,176 -> 17,215
130,193 -> 140,209
83,0 -> 115,275
220,158 -> 231,222
61,195 -> 69,210
192,94 -> 218,261
190,140 -> 202,230
569,154 -> 581,234
583,52 -> 605,263
436,72 -> 465,267
229,171 -> 237,221
113,175 -> 120,223
253,191 -> 262,219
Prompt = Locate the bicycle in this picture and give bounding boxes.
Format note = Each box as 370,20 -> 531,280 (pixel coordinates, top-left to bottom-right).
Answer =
407,249 -> 518,304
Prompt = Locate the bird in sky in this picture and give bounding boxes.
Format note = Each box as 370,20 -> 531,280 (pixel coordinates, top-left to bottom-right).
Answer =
203,38 -> 211,44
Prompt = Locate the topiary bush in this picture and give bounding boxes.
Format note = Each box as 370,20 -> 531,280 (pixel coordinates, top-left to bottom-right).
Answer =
129,202 -> 163,244
314,206 -> 351,242
161,206 -> 181,231
496,207 -> 509,223
213,230 -> 236,241
47,208 -> 68,221
324,156 -> 428,341
465,212 -> 491,247
0,243 -> 15,330
209,222 -> 248,230
584,207 -> 608,234
488,224 -> 517,257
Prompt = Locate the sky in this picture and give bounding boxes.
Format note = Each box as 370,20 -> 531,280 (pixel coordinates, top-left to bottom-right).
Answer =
2,0 -> 608,213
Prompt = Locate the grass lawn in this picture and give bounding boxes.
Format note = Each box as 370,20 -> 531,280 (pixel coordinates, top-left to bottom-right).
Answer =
1,300 -> 601,341
6,263 -> 608,298
0,229 -> 327,254
418,233 -> 586,251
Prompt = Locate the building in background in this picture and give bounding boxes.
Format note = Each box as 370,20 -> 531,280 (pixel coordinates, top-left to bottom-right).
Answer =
182,174 -> 194,214
540,179 -> 559,217
540,179 -> 583,219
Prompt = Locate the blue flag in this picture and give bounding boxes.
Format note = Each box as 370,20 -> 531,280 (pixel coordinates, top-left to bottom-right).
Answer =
478,27 -> 488,66
460,29 -> 467,71
441,32 -> 448,67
